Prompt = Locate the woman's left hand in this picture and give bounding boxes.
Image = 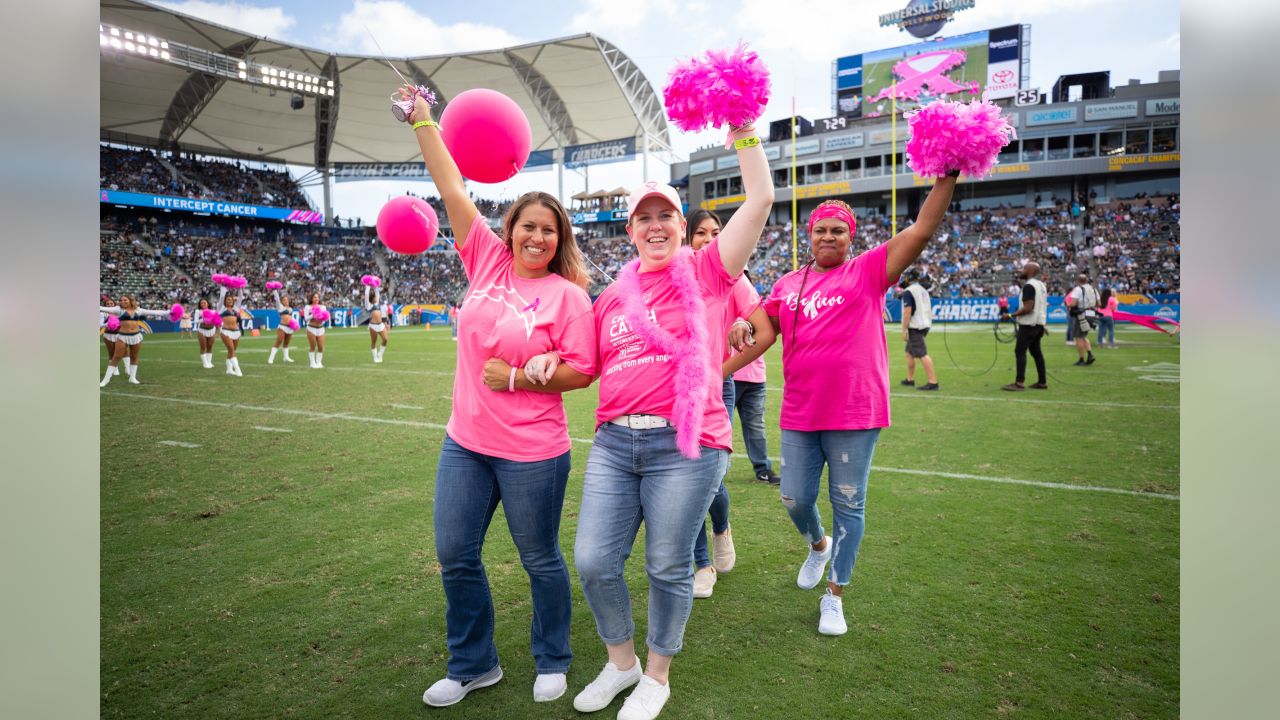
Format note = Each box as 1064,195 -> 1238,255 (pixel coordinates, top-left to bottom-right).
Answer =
728,320 -> 755,351
524,352 -> 560,385
482,358 -> 513,391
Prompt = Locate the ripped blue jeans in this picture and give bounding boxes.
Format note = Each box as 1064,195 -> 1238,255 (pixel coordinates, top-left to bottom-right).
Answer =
779,429 -> 881,586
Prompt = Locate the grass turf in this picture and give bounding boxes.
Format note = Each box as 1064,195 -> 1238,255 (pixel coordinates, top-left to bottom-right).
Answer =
101,324 -> 1179,718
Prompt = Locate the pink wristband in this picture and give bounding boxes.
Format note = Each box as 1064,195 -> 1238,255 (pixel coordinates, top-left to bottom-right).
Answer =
508,366 -> 517,392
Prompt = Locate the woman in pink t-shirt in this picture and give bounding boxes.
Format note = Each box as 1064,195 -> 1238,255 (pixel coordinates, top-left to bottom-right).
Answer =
684,208 -> 777,600
1097,288 -> 1119,348
762,180 -> 957,638
571,121 -> 772,720
402,88 -> 597,709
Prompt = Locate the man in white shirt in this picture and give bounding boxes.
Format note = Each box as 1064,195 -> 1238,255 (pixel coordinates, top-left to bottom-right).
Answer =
1067,273 -> 1099,366
1002,261 -> 1048,391
899,270 -> 939,391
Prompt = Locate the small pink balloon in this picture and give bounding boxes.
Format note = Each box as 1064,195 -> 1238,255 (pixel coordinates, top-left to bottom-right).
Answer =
377,196 -> 439,255
440,88 -> 532,183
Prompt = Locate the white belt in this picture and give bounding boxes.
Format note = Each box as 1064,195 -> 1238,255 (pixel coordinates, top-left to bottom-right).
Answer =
609,414 -> 670,430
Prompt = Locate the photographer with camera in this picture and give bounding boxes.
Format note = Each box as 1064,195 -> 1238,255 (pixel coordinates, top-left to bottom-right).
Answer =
1001,261 -> 1049,391
1066,272 -> 1099,366
899,269 -> 939,391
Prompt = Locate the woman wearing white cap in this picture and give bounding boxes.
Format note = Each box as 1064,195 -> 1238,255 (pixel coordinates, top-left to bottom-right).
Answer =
571,120 -> 773,720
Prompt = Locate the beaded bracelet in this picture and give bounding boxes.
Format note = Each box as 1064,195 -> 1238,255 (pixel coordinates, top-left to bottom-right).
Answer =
412,120 -> 440,131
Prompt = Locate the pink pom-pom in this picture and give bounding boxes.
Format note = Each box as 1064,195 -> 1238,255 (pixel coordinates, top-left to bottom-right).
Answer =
372,276 -> 381,288
288,318 -> 300,331
663,43 -> 771,133
265,281 -> 283,291
312,308 -> 330,322
904,99 -> 1016,179
212,273 -> 227,286
169,303 -> 185,323
201,309 -> 222,326
106,315 -> 120,332
227,276 -> 247,289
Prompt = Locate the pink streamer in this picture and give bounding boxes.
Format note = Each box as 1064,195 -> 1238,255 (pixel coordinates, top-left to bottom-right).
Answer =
1113,309 -> 1180,335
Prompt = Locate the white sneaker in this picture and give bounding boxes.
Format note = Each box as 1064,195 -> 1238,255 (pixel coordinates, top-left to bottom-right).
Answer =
283,354 -> 294,363
533,672 -> 567,702
572,657 -> 641,712
422,665 -> 503,707
818,590 -> 847,636
692,566 -> 717,599
797,536 -> 833,590
617,675 -> 671,720
712,526 -> 736,573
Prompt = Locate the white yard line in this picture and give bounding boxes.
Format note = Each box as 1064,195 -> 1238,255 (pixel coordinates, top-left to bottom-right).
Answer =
104,391 -> 1177,502
251,426 -> 293,433
156,440 -> 201,448
387,403 -> 426,410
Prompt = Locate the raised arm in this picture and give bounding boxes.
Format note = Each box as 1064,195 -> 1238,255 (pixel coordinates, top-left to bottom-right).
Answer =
403,87 -> 479,247
363,284 -> 372,310
100,306 -> 122,316
217,285 -> 228,308
885,176 -> 958,281
273,289 -> 286,312
717,125 -> 775,277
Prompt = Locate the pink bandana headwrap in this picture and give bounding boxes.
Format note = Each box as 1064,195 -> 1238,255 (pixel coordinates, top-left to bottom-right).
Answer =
807,204 -> 857,237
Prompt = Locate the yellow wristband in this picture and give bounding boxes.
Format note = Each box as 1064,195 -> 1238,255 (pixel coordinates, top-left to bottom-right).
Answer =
412,120 -> 439,130
733,136 -> 760,150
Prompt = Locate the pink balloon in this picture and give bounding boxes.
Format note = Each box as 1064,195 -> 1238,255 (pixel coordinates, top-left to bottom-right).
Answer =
440,88 -> 532,183
377,196 -> 439,255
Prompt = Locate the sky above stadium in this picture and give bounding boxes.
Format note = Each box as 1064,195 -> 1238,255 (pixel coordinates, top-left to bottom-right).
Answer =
151,0 -> 1180,223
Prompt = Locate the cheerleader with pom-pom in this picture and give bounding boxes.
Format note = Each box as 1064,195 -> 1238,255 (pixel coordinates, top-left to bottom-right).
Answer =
267,282 -> 297,364
99,294 -> 183,386
193,298 -> 220,369
363,277 -> 389,363
303,292 -> 329,369
761,99 -> 1010,638
101,294 -> 119,359
217,281 -> 247,376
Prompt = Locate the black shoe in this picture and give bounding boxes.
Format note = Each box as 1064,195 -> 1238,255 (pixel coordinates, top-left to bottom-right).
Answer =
1029,382 -> 1048,390
917,383 -> 940,391
1073,359 -> 1085,366
899,379 -> 915,387
1086,354 -> 1096,365
756,469 -> 781,485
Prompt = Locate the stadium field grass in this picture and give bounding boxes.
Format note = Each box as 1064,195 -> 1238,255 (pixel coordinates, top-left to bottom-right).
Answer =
100,324 -> 1179,718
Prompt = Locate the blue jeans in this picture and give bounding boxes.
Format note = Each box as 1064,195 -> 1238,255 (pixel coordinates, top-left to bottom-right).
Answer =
433,435 -> 573,680
575,422 -> 728,655
694,378 -> 734,568
1097,316 -> 1115,345
732,379 -> 773,476
779,429 -> 881,586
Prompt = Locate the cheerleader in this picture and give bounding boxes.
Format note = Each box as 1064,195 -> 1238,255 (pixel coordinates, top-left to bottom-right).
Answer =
194,298 -> 219,369
99,294 -> 169,386
268,288 -> 297,364
218,285 -> 245,376
179,307 -> 194,338
365,283 -> 389,363
304,292 -> 327,369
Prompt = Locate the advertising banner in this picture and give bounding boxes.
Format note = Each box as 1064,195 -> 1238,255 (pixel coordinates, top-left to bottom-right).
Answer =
332,163 -> 431,182
885,296 -> 1179,324
100,189 -> 322,223
564,137 -> 637,169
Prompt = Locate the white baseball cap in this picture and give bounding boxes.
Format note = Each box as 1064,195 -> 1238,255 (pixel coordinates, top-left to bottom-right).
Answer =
627,181 -> 682,215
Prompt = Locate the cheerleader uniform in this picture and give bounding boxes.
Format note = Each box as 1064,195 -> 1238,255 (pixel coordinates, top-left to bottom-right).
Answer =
217,286 -> 245,376
268,289 -> 296,364
365,285 -> 387,363
305,302 -> 327,368
98,305 -> 167,386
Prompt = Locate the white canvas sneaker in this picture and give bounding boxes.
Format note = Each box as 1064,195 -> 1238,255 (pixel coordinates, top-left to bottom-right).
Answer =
533,672 -> 567,702
572,657 -> 641,712
692,566 -> 717,599
617,675 -> 671,720
712,526 -> 736,573
818,590 -> 847,636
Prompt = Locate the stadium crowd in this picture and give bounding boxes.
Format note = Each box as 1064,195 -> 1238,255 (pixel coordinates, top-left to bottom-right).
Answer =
101,145 -> 314,210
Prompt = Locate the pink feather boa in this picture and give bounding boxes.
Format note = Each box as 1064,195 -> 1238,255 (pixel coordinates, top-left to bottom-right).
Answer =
614,249 -> 711,459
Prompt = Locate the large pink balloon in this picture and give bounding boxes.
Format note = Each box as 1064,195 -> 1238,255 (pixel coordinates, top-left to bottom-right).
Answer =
377,196 -> 439,255
440,88 -> 532,183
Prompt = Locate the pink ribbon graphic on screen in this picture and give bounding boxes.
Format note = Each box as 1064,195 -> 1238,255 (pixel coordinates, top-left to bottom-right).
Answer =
1113,310 -> 1180,335
866,49 -> 980,104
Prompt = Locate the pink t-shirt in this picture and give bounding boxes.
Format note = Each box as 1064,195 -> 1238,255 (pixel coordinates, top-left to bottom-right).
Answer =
763,243 -> 893,431
1100,295 -> 1119,317
726,276 -> 767,384
445,216 -> 597,462
594,240 -> 739,451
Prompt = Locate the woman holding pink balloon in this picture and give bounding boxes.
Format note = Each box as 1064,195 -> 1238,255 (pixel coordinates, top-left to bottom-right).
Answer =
216,280 -> 247,377
99,294 -> 184,386
194,298 -> 219,369
303,292 -> 329,369
363,276 -> 389,363
267,283 -> 297,364
400,86 -> 597,709
571,45 -> 773,720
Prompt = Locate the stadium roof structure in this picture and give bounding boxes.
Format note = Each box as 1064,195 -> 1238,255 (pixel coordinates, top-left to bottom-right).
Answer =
99,0 -> 672,171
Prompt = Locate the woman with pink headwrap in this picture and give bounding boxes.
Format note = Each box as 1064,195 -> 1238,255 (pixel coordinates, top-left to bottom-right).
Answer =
763,175 -> 957,637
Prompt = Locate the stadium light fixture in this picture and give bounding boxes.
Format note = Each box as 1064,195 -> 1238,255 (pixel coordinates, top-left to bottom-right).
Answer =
100,23 -> 336,100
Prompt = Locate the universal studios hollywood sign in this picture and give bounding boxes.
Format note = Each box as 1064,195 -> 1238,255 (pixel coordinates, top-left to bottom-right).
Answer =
880,0 -> 977,38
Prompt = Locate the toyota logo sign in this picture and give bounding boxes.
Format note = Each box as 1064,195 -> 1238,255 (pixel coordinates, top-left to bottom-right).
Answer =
992,69 -> 1015,83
